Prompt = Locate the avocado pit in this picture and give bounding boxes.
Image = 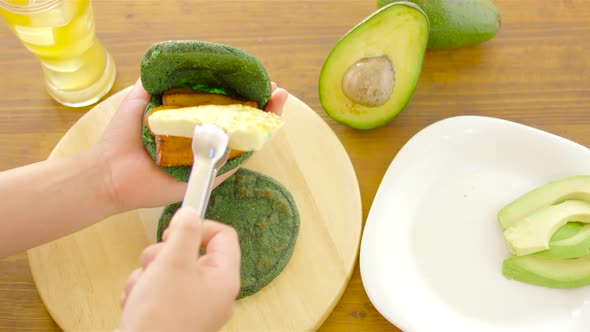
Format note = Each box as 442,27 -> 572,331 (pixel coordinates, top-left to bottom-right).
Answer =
342,55 -> 395,107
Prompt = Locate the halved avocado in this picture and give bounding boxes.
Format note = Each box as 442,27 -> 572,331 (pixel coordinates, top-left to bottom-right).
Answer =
498,175 -> 590,230
503,254 -> 590,289
318,2 -> 429,129
139,40 -> 272,181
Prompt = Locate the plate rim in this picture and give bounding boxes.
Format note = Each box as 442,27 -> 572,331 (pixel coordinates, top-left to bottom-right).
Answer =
359,115 -> 590,331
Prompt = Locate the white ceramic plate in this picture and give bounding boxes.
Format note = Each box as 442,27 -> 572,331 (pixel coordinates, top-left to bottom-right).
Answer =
360,115 -> 590,332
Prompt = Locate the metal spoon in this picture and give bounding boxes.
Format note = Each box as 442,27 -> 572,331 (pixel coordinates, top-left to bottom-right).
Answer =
181,124 -> 230,221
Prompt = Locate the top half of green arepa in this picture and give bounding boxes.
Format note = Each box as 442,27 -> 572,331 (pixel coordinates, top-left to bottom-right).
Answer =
140,40 -> 272,109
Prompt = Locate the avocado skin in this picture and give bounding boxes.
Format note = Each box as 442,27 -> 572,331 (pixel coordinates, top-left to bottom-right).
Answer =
140,40 -> 272,109
377,0 -> 501,49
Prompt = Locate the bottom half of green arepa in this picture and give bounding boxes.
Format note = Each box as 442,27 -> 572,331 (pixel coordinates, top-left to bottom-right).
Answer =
156,168 -> 300,299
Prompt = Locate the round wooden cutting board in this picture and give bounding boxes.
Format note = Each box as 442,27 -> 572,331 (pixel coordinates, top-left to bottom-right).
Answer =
27,86 -> 362,331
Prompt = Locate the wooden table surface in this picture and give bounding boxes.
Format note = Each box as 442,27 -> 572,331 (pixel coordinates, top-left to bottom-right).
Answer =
1,0 -> 589,331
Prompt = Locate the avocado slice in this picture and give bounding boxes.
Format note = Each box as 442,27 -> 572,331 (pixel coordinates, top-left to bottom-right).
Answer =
534,224 -> 590,259
318,2 -> 429,129
503,200 -> 590,256
498,175 -> 590,230
377,0 -> 501,49
503,254 -> 590,289
550,221 -> 584,242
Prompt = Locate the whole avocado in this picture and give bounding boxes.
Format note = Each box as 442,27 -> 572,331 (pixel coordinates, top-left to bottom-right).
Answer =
377,0 -> 501,49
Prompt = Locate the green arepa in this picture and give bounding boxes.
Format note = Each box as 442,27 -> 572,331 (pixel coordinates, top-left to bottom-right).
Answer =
157,168 -> 300,299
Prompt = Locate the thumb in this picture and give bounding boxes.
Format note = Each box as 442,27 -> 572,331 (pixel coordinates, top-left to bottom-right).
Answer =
264,87 -> 288,116
106,79 -> 150,140
158,207 -> 203,265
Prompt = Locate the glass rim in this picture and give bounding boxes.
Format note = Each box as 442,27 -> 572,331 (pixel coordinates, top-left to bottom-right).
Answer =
0,0 -> 61,14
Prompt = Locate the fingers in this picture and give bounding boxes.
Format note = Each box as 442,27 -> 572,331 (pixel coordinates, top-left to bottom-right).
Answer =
213,167 -> 239,189
198,221 -> 241,297
124,268 -> 142,294
144,170 -> 188,207
163,218 -> 240,271
121,267 -> 142,308
162,166 -> 240,241
142,143 -> 236,208
162,228 -> 171,242
198,220 -> 241,273
271,82 -> 277,91
157,207 -> 203,265
139,242 -> 165,269
264,87 -> 289,116
128,78 -> 150,100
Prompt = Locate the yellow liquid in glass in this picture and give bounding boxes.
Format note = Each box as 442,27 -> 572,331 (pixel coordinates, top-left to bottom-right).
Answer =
0,0 -> 116,107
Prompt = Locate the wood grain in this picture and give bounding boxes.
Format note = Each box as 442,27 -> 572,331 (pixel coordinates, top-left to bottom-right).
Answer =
26,88 -> 362,332
1,0 -> 590,331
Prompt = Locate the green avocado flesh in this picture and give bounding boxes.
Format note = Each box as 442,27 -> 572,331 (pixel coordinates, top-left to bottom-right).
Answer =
503,254 -> 590,289
550,222 -> 583,242
319,2 -> 429,130
498,175 -> 590,288
503,200 -> 590,256
534,224 -> 590,259
139,40 -> 272,181
157,168 -> 300,299
498,176 -> 590,230
377,0 -> 501,49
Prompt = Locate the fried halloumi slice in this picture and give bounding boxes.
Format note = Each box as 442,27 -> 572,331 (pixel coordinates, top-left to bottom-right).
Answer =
162,89 -> 259,108
148,104 -> 283,152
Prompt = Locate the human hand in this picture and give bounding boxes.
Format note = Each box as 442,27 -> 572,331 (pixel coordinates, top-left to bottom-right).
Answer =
118,207 -> 241,332
93,79 -> 288,213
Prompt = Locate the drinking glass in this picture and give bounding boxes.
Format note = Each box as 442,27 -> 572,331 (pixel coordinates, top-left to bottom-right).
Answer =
0,0 -> 116,107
